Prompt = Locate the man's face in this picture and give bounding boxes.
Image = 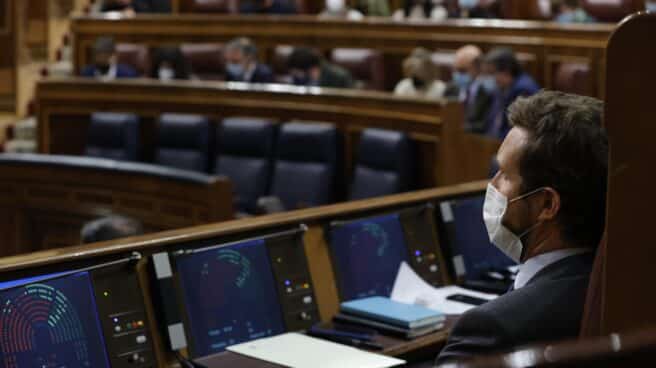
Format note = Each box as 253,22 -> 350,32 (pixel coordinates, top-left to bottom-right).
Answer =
491,127 -> 534,235
94,51 -> 114,69
225,48 -> 245,65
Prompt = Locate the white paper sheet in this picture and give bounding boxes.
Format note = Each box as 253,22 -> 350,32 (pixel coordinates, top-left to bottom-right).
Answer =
391,262 -> 498,315
227,333 -> 405,368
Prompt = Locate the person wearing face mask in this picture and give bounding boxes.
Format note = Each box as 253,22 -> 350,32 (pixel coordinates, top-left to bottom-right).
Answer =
648,0 -> 656,12
554,0 -> 595,23
150,47 -> 190,81
456,0 -> 500,18
287,47 -> 354,89
394,48 -> 446,100
320,0 -> 365,20
81,37 -> 138,79
224,38 -> 274,84
445,45 -> 493,133
392,0 -> 448,21
482,47 -> 539,139
436,90 -> 607,364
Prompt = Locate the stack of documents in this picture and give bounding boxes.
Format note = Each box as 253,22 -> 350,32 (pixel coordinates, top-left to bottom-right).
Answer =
335,296 -> 446,339
391,262 -> 497,315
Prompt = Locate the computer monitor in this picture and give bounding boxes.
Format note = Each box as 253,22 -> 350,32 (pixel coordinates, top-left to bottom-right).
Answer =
329,213 -> 409,301
439,195 -> 515,281
0,271 -> 111,367
175,239 -> 286,357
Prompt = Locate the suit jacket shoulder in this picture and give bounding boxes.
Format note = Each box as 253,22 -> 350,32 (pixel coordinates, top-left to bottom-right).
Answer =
437,253 -> 594,364
252,64 -> 274,84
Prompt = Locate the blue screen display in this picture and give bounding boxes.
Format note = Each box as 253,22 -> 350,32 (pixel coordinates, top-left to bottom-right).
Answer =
176,239 -> 285,357
447,196 -> 515,280
330,214 -> 409,301
0,272 -> 110,368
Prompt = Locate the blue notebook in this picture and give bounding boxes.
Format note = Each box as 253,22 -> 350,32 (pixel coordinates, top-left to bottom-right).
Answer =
340,296 -> 445,329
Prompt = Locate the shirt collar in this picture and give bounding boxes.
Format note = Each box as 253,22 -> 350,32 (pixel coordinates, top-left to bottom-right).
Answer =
513,248 -> 592,289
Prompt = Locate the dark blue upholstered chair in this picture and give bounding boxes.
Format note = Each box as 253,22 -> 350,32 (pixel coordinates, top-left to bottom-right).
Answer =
349,128 -> 414,200
85,112 -> 140,161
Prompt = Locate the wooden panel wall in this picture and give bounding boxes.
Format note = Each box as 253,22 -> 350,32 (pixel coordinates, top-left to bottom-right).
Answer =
0,157 -> 234,257
0,0 -> 15,112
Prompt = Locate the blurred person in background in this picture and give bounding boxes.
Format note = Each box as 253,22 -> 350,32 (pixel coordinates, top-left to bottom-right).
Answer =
224,38 -> 274,84
394,48 -> 446,100
150,47 -> 191,81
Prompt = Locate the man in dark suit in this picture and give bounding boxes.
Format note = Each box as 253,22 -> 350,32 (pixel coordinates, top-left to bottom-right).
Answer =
80,37 -> 138,79
436,90 -> 608,364
446,45 -> 494,133
224,38 -> 274,84
483,48 -> 540,139
287,47 -> 354,89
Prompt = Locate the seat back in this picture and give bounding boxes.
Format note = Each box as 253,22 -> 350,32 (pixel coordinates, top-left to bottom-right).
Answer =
330,48 -> 386,90
554,62 -> 593,97
350,128 -> 414,200
155,113 -> 211,172
215,118 -> 277,213
581,0 -> 642,22
116,43 -> 150,76
181,43 -> 225,80
85,112 -> 140,161
270,122 -> 341,209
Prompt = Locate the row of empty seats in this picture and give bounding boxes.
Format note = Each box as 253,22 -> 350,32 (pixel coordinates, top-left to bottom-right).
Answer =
86,112 -> 415,213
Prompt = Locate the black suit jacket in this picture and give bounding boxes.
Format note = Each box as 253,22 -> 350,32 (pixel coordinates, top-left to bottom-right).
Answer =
444,83 -> 493,134
227,64 -> 274,84
436,252 -> 595,364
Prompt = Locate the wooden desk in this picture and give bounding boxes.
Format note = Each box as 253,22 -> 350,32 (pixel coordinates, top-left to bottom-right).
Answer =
0,153 -> 233,257
197,317 -> 457,367
36,78 -> 498,187
0,181 -> 486,367
70,14 -> 614,98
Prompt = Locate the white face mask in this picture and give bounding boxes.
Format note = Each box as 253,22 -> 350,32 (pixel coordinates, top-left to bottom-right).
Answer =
326,0 -> 345,12
158,66 -> 175,81
483,183 -> 544,263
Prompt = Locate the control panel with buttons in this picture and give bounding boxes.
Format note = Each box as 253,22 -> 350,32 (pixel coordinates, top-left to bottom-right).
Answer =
400,205 -> 450,287
266,232 -> 320,331
93,265 -> 155,367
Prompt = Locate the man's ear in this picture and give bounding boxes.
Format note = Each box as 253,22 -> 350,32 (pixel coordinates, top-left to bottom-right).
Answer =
537,187 -> 560,221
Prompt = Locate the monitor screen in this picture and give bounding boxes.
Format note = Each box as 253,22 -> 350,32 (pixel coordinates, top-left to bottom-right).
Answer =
0,272 -> 110,368
176,239 -> 285,357
329,214 -> 409,301
440,195 -> 515,281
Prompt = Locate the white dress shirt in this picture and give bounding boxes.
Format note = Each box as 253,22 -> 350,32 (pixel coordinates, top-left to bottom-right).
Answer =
513,248 -> 592,290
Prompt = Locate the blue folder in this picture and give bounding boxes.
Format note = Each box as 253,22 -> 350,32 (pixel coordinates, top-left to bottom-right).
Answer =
340,296 -> 445,329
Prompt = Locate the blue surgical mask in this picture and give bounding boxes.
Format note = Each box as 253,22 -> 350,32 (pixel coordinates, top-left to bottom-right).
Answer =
459,0 -> 478,10
226,63 -> 244,79
452,72 -> 472,90
555,12 -> 575,23
647,2 -> 656,12
479,76 -> 497,92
